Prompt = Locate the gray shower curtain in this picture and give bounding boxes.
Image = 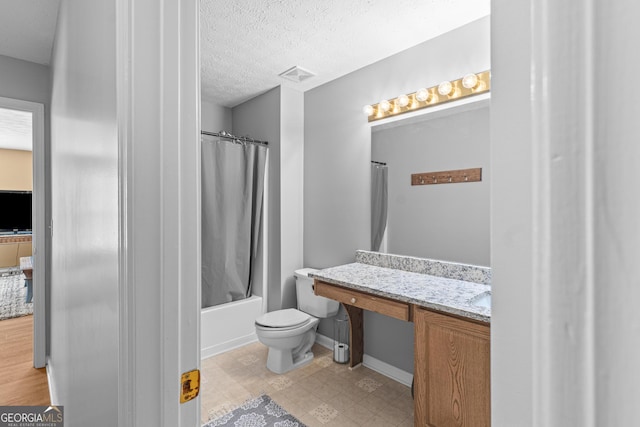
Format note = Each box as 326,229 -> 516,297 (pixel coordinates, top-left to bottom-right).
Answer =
371,163 -> 388,252
201,136 -> 268,308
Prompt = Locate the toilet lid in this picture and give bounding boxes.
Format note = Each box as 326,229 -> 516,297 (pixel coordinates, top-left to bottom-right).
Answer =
255,309 -> 311,328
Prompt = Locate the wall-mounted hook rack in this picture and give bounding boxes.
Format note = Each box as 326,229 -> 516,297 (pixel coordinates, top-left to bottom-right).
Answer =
411,167 -> 482,186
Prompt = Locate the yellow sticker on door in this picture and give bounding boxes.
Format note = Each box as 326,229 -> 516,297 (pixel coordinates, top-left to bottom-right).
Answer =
180,369 -> 200,403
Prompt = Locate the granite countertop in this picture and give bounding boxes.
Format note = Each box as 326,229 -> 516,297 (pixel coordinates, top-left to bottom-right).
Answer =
310,262 -> 491,323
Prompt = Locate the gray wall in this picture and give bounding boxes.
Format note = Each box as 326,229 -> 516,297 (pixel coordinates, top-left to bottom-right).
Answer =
304,17 -> 490,373
0,54 -> 52,354
49,0 -> 119,423
201,99 -> 232,132
372,107 -> 490,266
232,88 -> 283,309
0,55 -> 50,103
232,86 -> 306,311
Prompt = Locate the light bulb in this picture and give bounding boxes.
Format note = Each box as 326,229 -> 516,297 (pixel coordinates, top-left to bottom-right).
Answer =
462,73 -> 479,89
397,94 -> 409,108
438,81 -> 453,96
379,100 -> 391,112
415,88 -> 429,102
363,105 -> 374,116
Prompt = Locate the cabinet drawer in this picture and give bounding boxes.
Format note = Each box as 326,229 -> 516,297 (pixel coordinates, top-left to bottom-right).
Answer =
314,280 -> 410,321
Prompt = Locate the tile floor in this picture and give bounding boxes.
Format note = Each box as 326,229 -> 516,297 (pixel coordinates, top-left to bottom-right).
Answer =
200,342 -> 414,426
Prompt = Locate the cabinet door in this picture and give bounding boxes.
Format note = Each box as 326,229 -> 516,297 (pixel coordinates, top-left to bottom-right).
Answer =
414,308 -> 490,427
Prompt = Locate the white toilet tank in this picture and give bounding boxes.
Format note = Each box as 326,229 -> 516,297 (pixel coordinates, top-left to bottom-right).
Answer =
294,268 -> 339,318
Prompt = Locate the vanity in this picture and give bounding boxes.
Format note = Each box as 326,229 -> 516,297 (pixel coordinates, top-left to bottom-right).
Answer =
311,250 -> 491,427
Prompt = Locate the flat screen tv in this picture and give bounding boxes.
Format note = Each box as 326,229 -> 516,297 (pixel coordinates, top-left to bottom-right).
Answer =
0,191 -> 32,232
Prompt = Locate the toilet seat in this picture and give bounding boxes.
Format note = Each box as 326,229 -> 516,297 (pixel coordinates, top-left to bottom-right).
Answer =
255,308 -> 311,329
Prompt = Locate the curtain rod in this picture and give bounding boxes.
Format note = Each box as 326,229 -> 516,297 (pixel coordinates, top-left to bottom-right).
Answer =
201,130 -> 269,146
371,160 -> 387,166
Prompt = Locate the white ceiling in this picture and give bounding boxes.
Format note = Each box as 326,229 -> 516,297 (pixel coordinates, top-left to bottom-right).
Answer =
0,108 -> 32,151
0,0 -> 60,65
0,1 -> 490,110
201,0 -> 490,107
0,0 -> 59,151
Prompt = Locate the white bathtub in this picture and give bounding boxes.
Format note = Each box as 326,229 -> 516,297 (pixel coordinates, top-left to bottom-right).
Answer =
201,295 -> 264,359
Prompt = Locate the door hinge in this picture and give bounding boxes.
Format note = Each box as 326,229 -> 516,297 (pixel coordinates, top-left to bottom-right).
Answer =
180,369 -> 200,403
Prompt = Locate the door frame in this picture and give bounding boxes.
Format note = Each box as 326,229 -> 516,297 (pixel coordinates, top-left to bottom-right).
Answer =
0,96 -> 46,368
116,0 -> 200,425
0,97 -> 47,368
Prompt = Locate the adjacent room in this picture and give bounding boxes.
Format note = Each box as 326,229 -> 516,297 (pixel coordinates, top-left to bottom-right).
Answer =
0,104 -> 47,406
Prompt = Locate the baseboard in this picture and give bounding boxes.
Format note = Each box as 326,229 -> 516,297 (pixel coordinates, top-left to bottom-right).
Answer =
46,357 -> 58,405
314,332 -> 334,350
315,334 -> 413,388
362,354 -> 413,388
201,333 -> 258,360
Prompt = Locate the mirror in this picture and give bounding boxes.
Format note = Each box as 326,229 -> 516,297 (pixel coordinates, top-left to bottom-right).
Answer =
370,103 -> 491,266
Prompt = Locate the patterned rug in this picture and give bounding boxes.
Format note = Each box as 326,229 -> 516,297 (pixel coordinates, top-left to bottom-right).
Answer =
0,273 -> 33,321
203,394 -> 306,427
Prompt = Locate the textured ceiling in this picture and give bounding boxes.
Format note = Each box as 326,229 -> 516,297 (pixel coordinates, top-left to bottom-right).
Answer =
0,107 -> 32,151
0,1 -> 489,108
0,0 -> 61,65
201,0 -> 490,107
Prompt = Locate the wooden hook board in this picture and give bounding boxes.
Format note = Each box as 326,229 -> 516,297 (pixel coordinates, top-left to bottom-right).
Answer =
411,167 -> 482,186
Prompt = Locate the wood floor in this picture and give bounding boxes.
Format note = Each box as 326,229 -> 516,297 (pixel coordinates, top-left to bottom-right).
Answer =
0,315 -> 50,405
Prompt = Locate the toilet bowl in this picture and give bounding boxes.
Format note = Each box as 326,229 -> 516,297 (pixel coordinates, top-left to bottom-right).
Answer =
255,268 -> 339,374
255,309 -> 319,374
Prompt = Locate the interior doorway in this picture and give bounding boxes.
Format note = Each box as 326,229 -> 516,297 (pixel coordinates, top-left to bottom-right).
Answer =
0,96 -> 46,368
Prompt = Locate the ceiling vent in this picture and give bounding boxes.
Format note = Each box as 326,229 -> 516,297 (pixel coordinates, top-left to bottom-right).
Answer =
278,66 -> 315,83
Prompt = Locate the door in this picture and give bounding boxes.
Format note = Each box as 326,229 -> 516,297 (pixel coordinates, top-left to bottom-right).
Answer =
0,96 -> 46,368
414,308 -> 490,427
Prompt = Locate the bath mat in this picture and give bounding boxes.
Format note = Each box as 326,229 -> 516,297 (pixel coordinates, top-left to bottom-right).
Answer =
203,394 -> 306,427
0,273 -> 33,321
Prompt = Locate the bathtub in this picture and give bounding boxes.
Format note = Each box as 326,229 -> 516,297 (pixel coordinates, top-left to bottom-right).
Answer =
201,295 -> 264,359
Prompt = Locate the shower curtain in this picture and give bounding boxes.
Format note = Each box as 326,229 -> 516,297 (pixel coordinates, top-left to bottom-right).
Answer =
371,163 -> 388,252
201,135 -> 268,308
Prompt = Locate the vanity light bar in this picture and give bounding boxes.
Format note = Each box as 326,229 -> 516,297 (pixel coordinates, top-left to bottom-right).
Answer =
363,70 -> 490,122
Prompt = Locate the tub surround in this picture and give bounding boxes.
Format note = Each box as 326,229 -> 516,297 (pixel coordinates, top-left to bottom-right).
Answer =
311,252 -> 491,324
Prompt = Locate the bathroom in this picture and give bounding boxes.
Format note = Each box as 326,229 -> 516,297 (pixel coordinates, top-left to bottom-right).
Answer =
25,0 -> 636,423
198,2 -> 491,425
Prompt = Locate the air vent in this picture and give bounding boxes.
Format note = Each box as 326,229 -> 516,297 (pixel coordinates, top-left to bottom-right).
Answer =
278,66 -> 315,83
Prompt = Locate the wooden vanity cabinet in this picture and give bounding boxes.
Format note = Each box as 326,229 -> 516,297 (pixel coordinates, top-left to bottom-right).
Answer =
414,307 -> 490,427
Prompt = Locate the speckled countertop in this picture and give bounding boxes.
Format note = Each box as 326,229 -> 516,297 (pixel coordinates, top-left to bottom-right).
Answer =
310,262 -> 491,324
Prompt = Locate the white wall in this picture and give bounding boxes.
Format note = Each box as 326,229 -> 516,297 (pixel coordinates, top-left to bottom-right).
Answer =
491,1 -> 533,423
492,0 -> 640,424
591,2 -> 640,420
201,99 -> 231,133
304,17 -> 490,370
279,86 -> 304,309
50,0 -> 201,425
49,0 -> 119,423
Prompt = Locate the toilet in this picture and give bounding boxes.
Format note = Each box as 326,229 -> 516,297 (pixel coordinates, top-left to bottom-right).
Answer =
255,268 -> 339,374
